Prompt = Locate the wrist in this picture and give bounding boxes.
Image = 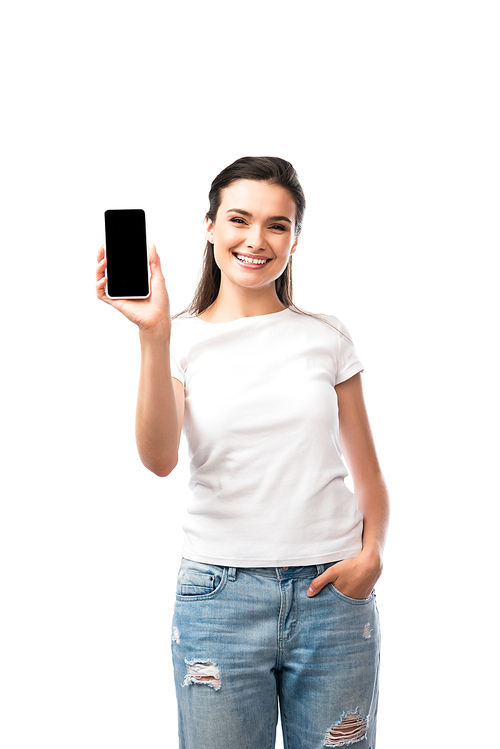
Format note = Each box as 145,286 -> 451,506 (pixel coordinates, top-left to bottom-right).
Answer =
359,547 -> 383,573
139,318 -> 171,344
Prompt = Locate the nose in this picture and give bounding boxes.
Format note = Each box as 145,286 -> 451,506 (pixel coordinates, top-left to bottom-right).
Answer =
245,224 -> 267,251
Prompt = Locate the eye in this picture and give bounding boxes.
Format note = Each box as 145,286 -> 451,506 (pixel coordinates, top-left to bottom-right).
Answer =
230,218 -> 286,231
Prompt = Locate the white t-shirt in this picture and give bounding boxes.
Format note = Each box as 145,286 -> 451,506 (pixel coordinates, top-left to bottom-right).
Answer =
169,307 -> 364,567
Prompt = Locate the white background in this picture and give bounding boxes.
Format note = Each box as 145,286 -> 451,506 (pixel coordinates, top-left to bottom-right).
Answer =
2,1 -> 498,746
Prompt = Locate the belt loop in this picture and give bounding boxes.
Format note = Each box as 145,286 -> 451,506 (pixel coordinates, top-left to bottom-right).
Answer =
227,567 -> 237,581
316,564 -> 325,576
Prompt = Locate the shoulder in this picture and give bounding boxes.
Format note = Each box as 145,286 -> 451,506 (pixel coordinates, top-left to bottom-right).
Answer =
169,314 -> 201,352
170,314 -> 200,337
171,313 -> 198,327
287,308 -> 355,343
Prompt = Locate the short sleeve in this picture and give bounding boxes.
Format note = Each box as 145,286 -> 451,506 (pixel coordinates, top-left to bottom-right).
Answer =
335,324 -> 364,386
170,353 -> 185,385
169,321 -> 186,385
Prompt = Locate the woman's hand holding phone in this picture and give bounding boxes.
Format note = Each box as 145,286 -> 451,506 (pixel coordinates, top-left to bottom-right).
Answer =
96,244 -> 172,338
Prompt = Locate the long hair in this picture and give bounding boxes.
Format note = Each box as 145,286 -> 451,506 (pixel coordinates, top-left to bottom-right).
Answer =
173,156 -> 304,316
172,155 -> 351,341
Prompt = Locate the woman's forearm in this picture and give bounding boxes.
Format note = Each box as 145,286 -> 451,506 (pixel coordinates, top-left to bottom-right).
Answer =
356,473 -> 390,563
307,472 -> 389,598
135,326 -> 179,476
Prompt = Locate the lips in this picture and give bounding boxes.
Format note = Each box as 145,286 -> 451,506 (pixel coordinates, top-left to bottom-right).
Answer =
233,252 -> 272,267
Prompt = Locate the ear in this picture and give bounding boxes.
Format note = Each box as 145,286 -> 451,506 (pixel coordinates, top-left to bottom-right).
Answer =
205,216 -> 215,244
290,230 -> 301,255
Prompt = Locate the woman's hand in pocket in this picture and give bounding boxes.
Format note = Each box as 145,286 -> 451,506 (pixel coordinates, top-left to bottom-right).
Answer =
306,551 -> 382,599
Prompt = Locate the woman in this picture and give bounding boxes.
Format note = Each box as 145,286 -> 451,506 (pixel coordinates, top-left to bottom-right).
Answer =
96,156 -> 389,748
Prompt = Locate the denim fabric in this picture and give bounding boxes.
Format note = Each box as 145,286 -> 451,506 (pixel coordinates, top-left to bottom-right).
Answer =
171,558 -> 380,749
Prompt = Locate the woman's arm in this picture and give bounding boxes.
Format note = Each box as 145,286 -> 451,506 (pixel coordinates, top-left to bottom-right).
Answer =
307,372 -> 390,598
336,371 -> 389,563
135,329 -> 185,477
96,244 -> 184,477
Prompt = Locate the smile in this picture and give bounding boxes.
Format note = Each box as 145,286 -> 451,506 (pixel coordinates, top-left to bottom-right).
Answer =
233,253 -> 271,267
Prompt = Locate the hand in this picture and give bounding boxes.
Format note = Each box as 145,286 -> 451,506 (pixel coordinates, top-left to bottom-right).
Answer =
95,244 -> 172,336
306,551 -> 382,599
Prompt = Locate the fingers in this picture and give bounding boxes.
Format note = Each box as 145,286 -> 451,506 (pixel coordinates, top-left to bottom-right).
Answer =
96,258 -> 106,280
96,245 -> 108,298
307,570 -> 332,597
96,247 -> 106,280
96,243 -> 161,302
307,559 -> 378,600
96,273 -> 107,293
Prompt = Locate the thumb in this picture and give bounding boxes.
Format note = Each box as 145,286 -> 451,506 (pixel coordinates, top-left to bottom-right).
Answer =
148,243 -> 158,263
148,244 -> 162,273
306,571 -> 330,598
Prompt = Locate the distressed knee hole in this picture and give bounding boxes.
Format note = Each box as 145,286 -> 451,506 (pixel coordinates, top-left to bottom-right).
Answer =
182,660 -> 221,691
324,711 -> 368,747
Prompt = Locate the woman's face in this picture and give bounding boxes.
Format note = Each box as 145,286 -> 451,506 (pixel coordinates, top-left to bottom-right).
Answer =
205,179 -> 300,293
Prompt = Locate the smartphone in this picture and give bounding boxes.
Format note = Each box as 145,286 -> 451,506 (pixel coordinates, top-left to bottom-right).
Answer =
104,209 -> 150,299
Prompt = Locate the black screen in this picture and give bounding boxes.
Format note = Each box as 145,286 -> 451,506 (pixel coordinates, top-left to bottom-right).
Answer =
104,209 -> 149,298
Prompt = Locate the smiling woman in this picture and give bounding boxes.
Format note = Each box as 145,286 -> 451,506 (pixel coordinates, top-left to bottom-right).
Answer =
171,156 -> 306,322
96,155 -> 389,749
197,179 -> 300,317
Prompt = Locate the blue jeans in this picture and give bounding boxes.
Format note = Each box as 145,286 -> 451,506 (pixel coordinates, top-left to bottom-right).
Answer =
171,558 -> 380,749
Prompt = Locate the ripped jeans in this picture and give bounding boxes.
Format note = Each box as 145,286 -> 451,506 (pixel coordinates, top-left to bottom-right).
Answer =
171,558 -> 380,749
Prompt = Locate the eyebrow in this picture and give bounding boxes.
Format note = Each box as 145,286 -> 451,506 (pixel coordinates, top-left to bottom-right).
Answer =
225,208 -> 292,225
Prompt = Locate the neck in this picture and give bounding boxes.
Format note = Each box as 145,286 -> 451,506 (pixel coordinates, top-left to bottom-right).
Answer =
199,281 -> 286,323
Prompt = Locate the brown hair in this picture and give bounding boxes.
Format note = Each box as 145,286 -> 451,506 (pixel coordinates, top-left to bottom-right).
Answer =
172,155 -> 351,341
173,156 -> 305,318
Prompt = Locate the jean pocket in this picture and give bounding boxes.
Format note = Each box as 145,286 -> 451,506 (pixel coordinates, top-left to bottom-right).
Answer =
176,559 -> 227,600
328,583 -> 375,605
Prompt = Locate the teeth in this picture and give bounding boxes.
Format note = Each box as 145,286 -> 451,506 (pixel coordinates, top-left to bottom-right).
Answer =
235,254 -> 268,265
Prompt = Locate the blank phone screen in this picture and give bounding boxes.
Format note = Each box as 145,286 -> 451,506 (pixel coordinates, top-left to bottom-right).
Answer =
104,209 -> 149,298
